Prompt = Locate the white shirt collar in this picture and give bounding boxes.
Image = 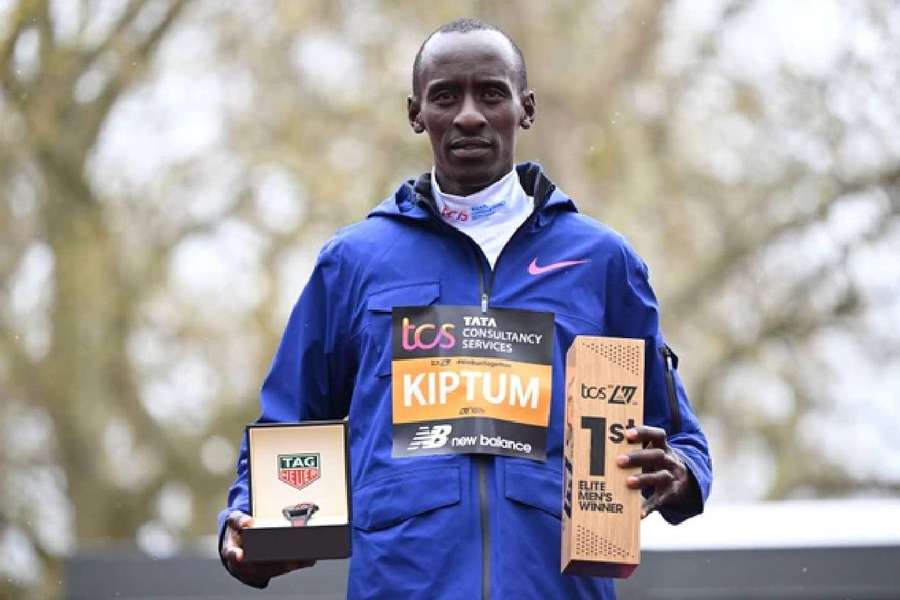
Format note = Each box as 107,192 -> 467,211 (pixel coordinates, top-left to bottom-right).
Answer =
430,167 -> 519,207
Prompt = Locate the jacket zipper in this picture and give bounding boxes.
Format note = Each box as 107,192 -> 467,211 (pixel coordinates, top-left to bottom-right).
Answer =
660,345 -> 682,433
417,202 -> 492,598
416,194 -> 543,600
478,219 -> 540,316
477,455 -> 490,600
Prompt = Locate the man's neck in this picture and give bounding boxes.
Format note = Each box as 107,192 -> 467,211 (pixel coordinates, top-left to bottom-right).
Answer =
432,166 -> 517,202
433,164 -> 515,196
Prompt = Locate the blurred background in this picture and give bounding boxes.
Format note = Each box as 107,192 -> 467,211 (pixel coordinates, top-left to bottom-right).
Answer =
2,0 -> 899,598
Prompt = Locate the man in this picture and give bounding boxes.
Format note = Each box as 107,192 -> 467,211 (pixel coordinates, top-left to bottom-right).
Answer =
219,18 -> 711,599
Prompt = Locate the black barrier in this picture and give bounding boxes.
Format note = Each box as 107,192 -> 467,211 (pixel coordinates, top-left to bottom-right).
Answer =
64,545 -> 900,599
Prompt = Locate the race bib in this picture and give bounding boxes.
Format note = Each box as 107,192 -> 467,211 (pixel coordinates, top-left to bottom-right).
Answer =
391,305 -> 554,461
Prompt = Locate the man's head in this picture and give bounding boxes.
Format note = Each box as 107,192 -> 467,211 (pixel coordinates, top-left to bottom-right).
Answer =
408,18 -> 536,196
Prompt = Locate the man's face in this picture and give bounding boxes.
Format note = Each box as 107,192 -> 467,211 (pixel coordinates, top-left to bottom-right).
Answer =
409,30 -> 535,196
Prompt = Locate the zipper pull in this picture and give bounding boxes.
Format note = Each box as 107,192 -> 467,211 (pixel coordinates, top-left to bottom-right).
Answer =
481,293 -> 489,313
661,344 -> 678,371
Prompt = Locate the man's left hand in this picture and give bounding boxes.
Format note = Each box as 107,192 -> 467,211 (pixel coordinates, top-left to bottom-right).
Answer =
616,426 -> 692,519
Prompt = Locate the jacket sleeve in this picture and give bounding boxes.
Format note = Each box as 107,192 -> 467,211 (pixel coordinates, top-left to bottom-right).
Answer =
605,241 -> 712,525
216,239 -> 357,544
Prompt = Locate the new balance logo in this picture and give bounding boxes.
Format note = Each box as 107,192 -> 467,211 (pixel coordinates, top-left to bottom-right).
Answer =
407,424 -> 452,450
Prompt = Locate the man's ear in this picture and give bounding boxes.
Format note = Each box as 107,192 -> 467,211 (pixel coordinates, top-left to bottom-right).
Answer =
408,95 -> 425,133
519,90 -> 536,129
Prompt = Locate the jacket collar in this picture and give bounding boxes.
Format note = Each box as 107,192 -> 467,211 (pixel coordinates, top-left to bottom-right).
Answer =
368,161 -> 578,227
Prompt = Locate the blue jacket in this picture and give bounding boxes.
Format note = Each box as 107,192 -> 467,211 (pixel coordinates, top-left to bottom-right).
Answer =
220,163 -> 712,599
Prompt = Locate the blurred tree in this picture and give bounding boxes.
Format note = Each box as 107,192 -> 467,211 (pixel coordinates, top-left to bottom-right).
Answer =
1,1 -> 191,598
2,0 -> 899,598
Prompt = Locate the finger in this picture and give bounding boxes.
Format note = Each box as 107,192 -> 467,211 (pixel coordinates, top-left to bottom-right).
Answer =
224,545 -> 245,565
222,517 -> 254,565
626,469 -> 674,491
641,494 -> 662,519
626,425 -> 667,448
616,448 -> 666,469
223,524 -> 244,552
227,511 -> 254,531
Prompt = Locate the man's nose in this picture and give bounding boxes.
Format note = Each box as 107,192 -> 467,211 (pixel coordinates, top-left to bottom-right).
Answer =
453,94 -> 487,131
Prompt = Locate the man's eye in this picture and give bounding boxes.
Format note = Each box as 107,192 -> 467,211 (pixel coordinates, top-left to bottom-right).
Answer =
431,91 -> 455,104
482,89 -> 505,101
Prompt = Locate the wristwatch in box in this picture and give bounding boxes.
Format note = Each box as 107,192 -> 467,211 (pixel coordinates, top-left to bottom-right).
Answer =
282,502 -> 319,527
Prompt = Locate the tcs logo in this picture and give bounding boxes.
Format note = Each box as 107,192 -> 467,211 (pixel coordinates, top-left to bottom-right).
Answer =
441,206 -> 469,222
401,317 -> 456,351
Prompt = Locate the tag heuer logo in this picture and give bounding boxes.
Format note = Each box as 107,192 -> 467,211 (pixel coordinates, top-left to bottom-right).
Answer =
278,453 -> 320,491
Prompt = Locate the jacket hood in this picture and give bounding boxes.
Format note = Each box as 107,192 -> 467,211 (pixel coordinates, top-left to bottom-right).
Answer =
368,162 -> 578,225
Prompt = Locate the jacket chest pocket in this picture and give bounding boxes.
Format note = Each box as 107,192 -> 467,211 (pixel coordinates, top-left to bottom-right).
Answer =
364,281 -> 441,377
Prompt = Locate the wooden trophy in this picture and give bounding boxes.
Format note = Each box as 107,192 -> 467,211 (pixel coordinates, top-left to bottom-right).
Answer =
562,336 -> 644,578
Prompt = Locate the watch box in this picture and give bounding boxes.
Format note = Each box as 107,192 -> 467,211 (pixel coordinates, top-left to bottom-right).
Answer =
242,420 -> 351,562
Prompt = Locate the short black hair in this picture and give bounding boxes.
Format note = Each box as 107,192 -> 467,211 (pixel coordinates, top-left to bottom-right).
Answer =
411,17 -> 528,96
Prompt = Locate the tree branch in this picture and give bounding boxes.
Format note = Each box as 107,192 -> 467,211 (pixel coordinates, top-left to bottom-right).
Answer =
690,191 -> 899,417
80,0 -> 188,149
32,0 -> 53,65
0,321 -> 41,400
669,165 -> 900,316
75,0 -> 143,73
0,0 -> 34,75
598,0 -> 669,94
0,0 -> 43,105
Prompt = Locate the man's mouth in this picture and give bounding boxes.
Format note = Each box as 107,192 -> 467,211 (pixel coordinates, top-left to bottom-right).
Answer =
450,138 -> 493,149
449,138 -> 494,158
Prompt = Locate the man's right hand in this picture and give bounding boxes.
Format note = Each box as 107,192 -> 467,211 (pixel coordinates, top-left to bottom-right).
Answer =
221,511 -> 315,588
